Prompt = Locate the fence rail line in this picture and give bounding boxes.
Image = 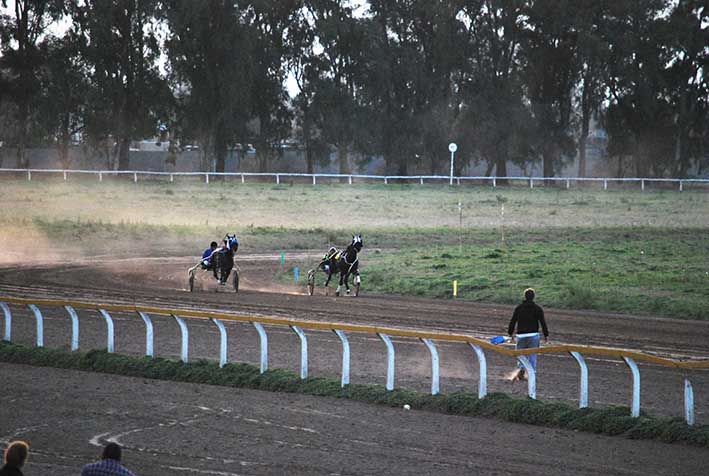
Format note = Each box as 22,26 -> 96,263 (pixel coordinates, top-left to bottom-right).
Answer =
2,168 -> 708,190
1,295 -> 706,425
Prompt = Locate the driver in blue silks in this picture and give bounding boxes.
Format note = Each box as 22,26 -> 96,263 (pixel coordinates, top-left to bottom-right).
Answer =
201,241 -> 219,279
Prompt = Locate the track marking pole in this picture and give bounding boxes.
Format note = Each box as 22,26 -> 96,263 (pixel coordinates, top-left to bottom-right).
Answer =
569,351 -> 588,408
64,305 -> 79,351
98,309 -> 115,353
685,378 -> 694,426
1,302 -> 11,341
27,304 -> 44,347
378,333 -> 395,391
137,312 -> 154,357
253,322 -> 268,373
517,355 -> 536,399
291,325 -> 308,379
469,344 -> 487,398
172,314 -> 189,363
420,338 -> 440,395
212,318 -> 228,368
623,356 -> 641,417
334,329 -> 350,387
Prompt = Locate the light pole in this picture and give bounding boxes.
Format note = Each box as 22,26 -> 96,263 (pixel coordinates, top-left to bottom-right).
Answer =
448,142 -> 458,185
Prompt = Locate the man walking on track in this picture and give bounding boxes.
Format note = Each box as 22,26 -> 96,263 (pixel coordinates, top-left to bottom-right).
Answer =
508,288 -> 549,381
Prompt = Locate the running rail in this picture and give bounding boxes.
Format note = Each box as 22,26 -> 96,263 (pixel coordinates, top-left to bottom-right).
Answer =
1,296 -> 707,425
1,168 -> 707,191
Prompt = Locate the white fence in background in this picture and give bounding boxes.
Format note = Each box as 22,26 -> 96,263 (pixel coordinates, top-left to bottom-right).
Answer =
1,168 -> 708,190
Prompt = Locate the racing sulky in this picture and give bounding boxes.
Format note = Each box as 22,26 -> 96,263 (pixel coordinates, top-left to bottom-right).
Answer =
312,235 -> 363,296
188,234 -> 240,292
213,234 -> 239,286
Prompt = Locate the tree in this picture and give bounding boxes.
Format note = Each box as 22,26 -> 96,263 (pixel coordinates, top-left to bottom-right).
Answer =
663,0 -> 709,177
363,0 -> 462,175
456,0 -> 529,180
164,0 -> 295,173
72,0 -> 168,170
601,0 -> 675,177
521,0 -> 578,180
36,33 -> 87,168
0,0 -> 64,167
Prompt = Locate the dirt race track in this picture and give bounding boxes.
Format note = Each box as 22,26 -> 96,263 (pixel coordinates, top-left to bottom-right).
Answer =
1,255 -> 708,474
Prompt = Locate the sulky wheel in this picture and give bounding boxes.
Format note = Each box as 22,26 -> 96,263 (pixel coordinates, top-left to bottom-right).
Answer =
233,270 -> 239,293
188,270 -> 195,292
307,269 -> 315,296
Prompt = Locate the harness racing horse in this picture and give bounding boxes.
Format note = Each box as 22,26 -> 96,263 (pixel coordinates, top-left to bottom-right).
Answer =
335,235 -> 363,296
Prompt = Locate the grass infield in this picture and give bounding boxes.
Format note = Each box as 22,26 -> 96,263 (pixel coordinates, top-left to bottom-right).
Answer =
1,341 -> 707,447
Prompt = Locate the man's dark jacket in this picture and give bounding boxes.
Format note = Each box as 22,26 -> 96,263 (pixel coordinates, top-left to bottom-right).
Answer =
508,300 -> 549,337
0,464 -> 23,476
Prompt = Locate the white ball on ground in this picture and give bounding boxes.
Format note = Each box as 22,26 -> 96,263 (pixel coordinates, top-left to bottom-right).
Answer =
403,404 -> 411,410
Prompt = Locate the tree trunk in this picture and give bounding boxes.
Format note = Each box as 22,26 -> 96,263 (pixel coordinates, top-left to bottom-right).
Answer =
543,150 -> 555,185
303,118 -> 313,174
16,102 -> 29,168
214,127 -> 227,173
117,136 -> 131,170
338,144 -> 350,175
578,70 -> 592,178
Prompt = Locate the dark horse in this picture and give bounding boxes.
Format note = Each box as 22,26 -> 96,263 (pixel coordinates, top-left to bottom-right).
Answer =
322,235 -> 362,296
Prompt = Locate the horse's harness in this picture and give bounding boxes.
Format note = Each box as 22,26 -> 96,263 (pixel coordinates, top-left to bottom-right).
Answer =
342,248 -> 359,274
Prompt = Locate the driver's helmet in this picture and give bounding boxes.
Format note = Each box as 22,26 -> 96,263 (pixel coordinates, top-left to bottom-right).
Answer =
226,234 -> 239,251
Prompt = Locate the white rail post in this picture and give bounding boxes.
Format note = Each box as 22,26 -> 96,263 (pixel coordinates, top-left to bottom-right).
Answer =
99,172 -> 102,182
170,173 -> 174,183
604,179 -> 608,190
492,177 -> 496,188
172,314 -> 189,363
27,304 -> 44,347
566,179 -> 570,189
684,378 -> 694,426
64,305 -> 80,351
312,175 -> 316,186
98,310 -> 115,353
205,173 -> 209,184
529,178 -> 534,189
622,356 -> 640,417
641,179 -> 645,191
133,172 -> 137,183
27,170 -> 31,181
1,302 -> 11,341
211,318 -> 228,368
252,322 -> 268,373
137,312 -> 154,357
348,175 -> 352,185
384,177 -> 388,184
333,329 -> 350,387
569,351 -> 588,408
241,173 -> 245,184
290,325 -> 308,379
456,177 -> 460,185
420,338 -> 440,395
377,333 -> 395,391
517,355 -> 536,399
679,180 -> 683,192
420,177 -> 424,185
276,174 -> 280,185
469,344 -> 487,399
63,171 -> 67,181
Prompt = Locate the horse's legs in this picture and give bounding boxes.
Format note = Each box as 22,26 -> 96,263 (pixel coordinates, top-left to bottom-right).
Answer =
336,272 -> 345,296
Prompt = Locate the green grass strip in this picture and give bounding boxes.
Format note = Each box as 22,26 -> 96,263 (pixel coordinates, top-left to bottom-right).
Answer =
1,341 -> 707,447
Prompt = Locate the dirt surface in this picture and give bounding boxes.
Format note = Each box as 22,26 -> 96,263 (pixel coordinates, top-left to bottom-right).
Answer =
2,363 -> 707,476
0,256 -> 708,474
